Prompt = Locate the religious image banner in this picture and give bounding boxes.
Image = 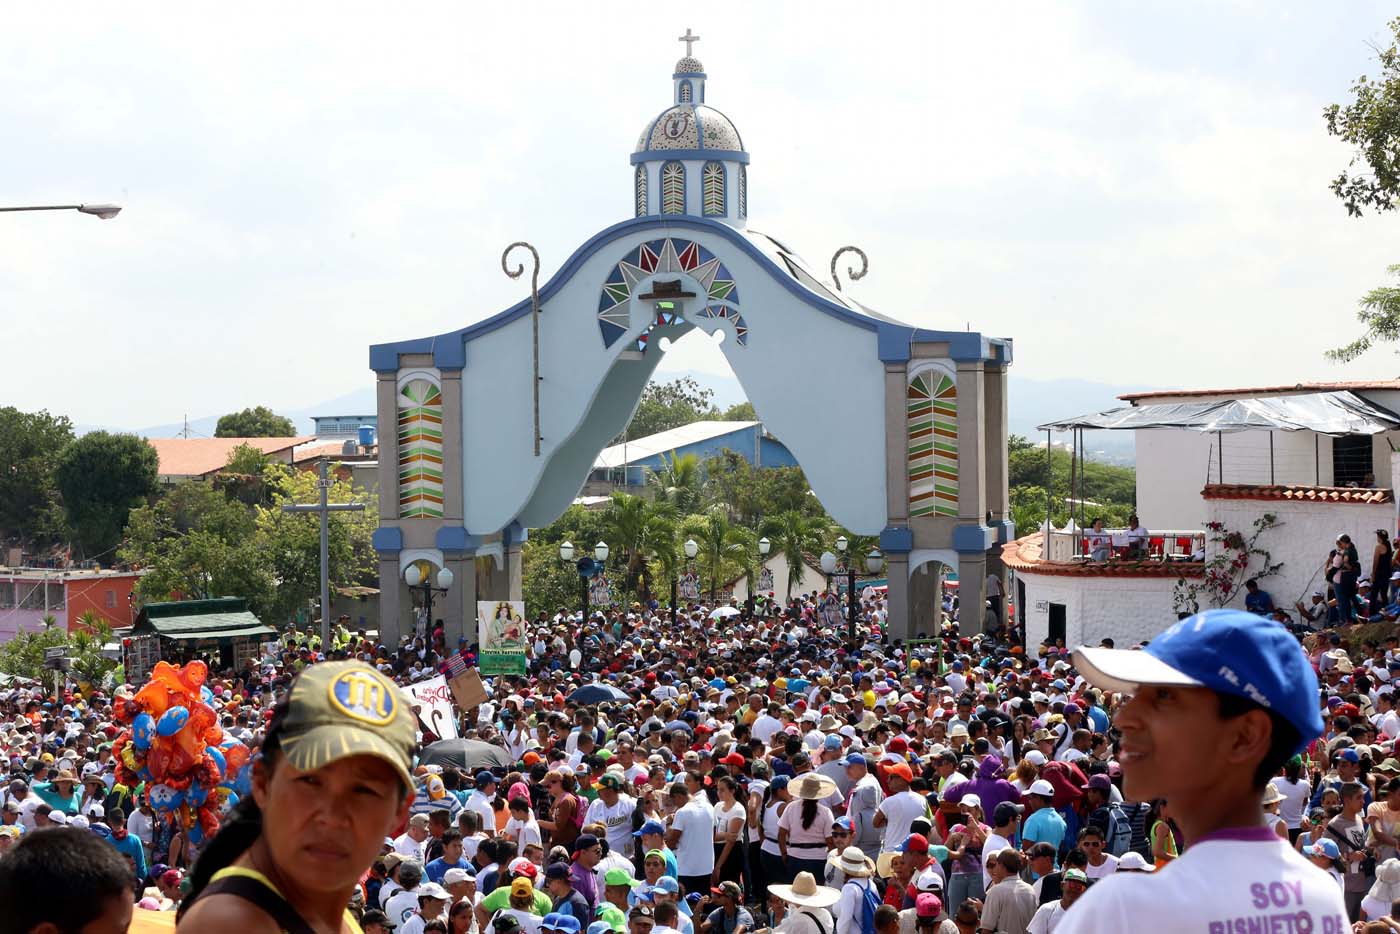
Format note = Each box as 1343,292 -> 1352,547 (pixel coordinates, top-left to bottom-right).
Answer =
478,600 -> 528,676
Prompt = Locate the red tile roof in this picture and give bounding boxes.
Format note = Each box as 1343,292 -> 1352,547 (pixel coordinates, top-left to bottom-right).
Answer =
148,437 -> 314,479
1201,483 -> 1394,505
1001,532 -> 1203,578
1119,381 -> 1400,403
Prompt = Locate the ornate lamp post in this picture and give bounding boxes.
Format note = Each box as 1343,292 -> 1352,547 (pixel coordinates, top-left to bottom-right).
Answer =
404,564 -> 453,638
819,540 -> 884,641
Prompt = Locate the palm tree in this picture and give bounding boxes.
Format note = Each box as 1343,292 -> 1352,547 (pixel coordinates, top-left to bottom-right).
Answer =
683,506 -> 757,604
759,511 -> 831,599
647,524 -> 686,620
646,451 -> 704,514
602,492 -> 677,607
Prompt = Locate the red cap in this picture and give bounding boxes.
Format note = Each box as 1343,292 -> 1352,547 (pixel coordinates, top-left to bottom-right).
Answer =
903,833 -> 929,853
889,737 -> 908,753
887,762 -> 914,783
721,752 -> 746,767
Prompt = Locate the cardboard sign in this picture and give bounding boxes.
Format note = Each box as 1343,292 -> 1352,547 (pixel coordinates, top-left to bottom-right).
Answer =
449,668 -> 489,711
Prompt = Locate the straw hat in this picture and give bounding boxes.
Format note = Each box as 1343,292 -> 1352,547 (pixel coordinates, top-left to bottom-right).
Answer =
828,846 -> 875,878
790,773 -> 838,800
1260,784 -> 1285,807
770,872 -> 841,909
52,768 -> 78,786
876,851 -> 902,878
1375,757 -> 1400,776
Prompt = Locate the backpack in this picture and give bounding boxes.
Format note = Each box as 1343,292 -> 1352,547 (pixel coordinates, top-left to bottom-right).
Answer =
1102,804 -> 1133,857
845,878 -> 881,934
569,792 -> 588,831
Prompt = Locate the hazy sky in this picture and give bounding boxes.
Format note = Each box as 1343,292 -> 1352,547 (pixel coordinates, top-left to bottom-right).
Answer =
4,2 -> 1400,428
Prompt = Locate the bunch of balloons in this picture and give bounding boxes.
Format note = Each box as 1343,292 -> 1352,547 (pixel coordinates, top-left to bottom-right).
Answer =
110,660 -> 251,846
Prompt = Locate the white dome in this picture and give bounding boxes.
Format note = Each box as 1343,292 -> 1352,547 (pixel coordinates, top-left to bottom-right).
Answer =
635,104 -> 744,154
674,56 -> 705,74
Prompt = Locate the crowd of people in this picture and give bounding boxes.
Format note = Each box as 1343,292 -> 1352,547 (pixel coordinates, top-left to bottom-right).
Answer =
0,585 -> 1385,933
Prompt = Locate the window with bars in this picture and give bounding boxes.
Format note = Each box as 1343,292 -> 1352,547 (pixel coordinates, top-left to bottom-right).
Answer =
661,162 -> 685,214
702,162 -> 725,216
635,166 -> 648,216
679,81 -> 692,103
739,166 -> 748,217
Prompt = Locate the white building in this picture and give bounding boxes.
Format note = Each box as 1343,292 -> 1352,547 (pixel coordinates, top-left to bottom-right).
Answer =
1009,381 -> 1400,649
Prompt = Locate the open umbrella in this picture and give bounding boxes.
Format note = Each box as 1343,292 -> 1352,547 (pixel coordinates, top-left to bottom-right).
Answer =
419,738 -> 514,772
568,683 -> 630,705
709,606 -> 742,620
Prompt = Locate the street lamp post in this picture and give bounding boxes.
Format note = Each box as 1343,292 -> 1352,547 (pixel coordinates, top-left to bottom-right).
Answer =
593,542 -> 609,618
820,540 -> 884,641
0,203 -> 122,219
404,564 -> 454,639
677,538 -> 698,622
749,536 -> 771,616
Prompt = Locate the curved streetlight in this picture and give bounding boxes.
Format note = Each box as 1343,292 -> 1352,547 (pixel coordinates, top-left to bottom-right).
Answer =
559,540 -> 575,562
758,537 -> 771,556
594,541 -> 610,563
683,539 -> 699,559
0,203 -> 122,220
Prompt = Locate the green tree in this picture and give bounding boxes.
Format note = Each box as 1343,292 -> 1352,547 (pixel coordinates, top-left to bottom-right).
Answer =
620,377 -> 717,440
1322,19 -> 1400,361
0,613 -> 118,686
719,401 -> 757,421
758,510 -> 829,599
54,432 -> 159,561
1007,434 -> 1136,531
215,406 -> 297,438
683,506 -> 756,604
119,481 -> 271,609
0,407 -> 74,548
519,504 -> 608,618
601,492 -> 676,607
254,464 -> 379,622
646,451 -> 704,514
218,443 -> 274,505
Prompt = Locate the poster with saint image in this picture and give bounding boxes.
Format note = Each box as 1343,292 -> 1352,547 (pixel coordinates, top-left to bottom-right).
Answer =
477,600 -> 528,676
679,571 -> 699,601
758,567 -> 775,593
589,574 -> 612,607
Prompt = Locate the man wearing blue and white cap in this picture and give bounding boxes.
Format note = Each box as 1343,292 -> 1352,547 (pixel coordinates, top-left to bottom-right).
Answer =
841,753 -> 883,859
465,771 -> 498,831
1057,609 -> 1348,933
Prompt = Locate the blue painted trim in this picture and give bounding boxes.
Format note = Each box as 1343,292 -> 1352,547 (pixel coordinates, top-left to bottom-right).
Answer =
631,149 -> 749,165
991,338 -> 1013,365
368,216 -> 904,364
678,80 -> 693,105
372,527 -> 404,554
672,71 -> 707,78
911,328 -> 1000,363
952,524 -> 996,554
436,526 -> 480,554
434,339 -> 465,370
991,519 -> 1016,545
877,324 -> 912,363
880,527 -> 914,554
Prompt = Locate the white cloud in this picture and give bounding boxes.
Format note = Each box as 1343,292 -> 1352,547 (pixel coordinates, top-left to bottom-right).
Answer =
2,1 -> 1399,427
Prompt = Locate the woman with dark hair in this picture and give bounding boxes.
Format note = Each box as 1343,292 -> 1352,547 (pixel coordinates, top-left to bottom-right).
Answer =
1270,756 -> 1312,845
1374,530 -> 1393,612
177,661 -> 416,933
712,775 -> 747,887
777,774 -> 837,884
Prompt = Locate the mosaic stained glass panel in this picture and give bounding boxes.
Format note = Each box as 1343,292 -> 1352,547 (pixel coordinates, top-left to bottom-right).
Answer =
908,368 -> 957,518
596,237 -> 746,349
398,378 -> 445,519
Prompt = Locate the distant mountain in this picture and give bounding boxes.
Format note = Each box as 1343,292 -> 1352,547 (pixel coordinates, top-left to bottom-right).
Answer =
86,372 -> 1149,465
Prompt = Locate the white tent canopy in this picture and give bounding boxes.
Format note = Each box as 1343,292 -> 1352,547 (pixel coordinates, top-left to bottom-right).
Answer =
1037,391 -> 1400,437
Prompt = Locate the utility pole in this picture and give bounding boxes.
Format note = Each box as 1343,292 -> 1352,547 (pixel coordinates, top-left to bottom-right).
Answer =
281,461 -> 364,650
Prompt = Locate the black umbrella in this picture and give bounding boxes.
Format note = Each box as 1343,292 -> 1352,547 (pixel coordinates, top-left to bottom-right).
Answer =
568,683 -> 630,705
419,738 -> 514,772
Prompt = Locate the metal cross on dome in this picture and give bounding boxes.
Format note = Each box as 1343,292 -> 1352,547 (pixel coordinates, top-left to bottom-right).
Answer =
678,28 -> 700,57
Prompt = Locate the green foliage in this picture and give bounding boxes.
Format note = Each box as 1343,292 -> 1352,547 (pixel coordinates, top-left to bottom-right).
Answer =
0,613 -> 118,686
1008,435 -> 1136,532
1324,18 -> 1400,217
520,505 -> 607,618
701,452 -> 817,526
683,506 -> 756,603
621,378 -> 717,441
646,451 -> 704,514
720,401 -> 757,421
119,465 -> 377,624
758,511 -> 830,598
601,492 -> 676,607
54,432 -> 159,561
214,406 -> 296,438
0,407 -> 74,548
219,443 -> 274,505
1326,265 -> 1400,363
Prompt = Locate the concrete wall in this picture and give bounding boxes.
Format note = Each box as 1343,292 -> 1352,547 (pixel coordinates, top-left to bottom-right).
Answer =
1135,425 -> 1400,531
731,553 -> 827,601
1206,495 -> 1395,611
1020,572 -> 1180,649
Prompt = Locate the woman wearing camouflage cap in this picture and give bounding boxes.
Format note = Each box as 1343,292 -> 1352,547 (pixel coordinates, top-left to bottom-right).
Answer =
178,661 -> 417,934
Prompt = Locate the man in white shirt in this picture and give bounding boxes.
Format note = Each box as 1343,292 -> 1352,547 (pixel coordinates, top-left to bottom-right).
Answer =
752,705 -> 783,746
587,773 -> 638,858
873,764 -> 926,852
1060,610 -> 1348,932
1026,868 -> 1087,933
665,782 -> 715,896
1076,827 -> 1118,880
395,814 -> 432,861
465,772 -> 498,831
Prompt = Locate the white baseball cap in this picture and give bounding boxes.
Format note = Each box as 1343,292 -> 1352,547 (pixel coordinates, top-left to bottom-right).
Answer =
1028,779 -> 1056,797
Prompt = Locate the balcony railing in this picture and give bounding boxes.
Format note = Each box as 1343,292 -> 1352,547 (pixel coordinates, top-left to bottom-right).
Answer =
1044,527 -> 1206,564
